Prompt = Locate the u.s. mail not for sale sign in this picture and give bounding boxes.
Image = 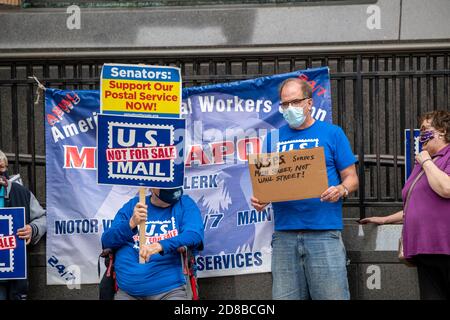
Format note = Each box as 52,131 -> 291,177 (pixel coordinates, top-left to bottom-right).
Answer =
97,114 -> 186,188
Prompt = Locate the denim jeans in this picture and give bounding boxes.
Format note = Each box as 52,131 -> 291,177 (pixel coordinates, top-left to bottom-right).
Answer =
271,230 -> 350,300
114,285 -> 188,300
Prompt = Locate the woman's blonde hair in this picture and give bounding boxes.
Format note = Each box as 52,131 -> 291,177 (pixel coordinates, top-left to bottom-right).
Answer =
0,150 -> 8,167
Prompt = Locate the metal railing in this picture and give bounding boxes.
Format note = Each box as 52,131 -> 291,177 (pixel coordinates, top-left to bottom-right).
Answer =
1,49 -> 449,218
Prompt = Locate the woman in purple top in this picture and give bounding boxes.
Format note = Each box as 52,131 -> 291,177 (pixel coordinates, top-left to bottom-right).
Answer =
360,110 -> 450,300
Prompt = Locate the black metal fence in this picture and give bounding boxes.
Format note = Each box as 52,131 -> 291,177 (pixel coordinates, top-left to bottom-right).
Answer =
1,50 -> 449,218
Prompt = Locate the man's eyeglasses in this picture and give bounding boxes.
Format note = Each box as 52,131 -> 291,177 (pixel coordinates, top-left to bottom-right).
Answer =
279,97 -> 310,109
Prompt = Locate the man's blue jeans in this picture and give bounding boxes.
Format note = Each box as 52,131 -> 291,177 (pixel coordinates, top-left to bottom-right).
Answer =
271,230 -> 350,300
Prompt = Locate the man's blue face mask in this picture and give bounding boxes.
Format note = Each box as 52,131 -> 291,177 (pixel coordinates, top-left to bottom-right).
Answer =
154,187 -> 183,205
282,106 -> 307,128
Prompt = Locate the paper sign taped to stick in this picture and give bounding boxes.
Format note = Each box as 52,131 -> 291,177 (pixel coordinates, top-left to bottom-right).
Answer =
248,147 -> 328,203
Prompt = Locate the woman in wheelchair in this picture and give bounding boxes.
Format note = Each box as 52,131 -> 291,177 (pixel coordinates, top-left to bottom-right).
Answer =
101,187 -> 204,300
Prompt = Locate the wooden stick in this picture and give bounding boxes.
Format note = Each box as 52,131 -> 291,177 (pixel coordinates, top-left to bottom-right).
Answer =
139,187 -> 146,264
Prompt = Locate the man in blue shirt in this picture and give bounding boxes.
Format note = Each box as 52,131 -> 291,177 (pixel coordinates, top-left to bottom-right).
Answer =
251,78 -> 359,300
101,187 -> 204,300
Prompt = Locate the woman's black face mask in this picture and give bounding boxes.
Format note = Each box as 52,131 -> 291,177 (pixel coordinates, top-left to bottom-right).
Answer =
154,187 -> 183,205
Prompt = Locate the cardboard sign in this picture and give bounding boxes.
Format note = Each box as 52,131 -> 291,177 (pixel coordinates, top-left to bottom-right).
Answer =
248,147 -> 328,203
100,63 -> 182,117
97,114 -> 185,188
0,207 -> 27,280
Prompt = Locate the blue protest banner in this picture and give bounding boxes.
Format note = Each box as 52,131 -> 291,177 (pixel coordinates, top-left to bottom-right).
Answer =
0,207 -> 27,280
45,67 -> 332,283
97,114 -> 186,188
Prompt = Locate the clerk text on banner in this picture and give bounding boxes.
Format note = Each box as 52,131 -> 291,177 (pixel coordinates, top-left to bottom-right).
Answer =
45,67 -> 332,284
0,207 -> 27,280
101,63 -> 182,117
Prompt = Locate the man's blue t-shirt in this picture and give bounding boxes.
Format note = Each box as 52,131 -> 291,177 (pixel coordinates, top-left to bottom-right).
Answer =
101,194 -> 204,297
265,120 -> 357,231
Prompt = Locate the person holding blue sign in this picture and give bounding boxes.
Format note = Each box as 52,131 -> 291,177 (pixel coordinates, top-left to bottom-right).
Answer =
251,78 -> 359,300
0,150 -> 47,300
101,187 -> 204,300
360,110 -> 450,300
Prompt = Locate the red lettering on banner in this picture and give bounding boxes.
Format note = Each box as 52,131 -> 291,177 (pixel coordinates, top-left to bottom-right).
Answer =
237,137 -> 261,161
0,235 -> 17,250
185,145 -> 212,167
57,98 -> 74,113
47,114 -> 60,126
46,92 -> 81,126
298,74 -> 327,96
210,141 -> 235,165
185,139 -> 263,167
52,106 -> 65,120
64,145 -> 96,169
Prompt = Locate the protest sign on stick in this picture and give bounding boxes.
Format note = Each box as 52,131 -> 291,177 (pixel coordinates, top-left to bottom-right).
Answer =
98,63 -> 184,263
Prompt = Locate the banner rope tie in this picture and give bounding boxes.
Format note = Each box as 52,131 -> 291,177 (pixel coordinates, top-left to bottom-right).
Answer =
28,76 -> 46,105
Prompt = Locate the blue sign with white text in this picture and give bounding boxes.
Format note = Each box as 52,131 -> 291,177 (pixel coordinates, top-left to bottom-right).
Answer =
97,114 -> 186,188
405,129 -> 422,181
0,207 -> 27,280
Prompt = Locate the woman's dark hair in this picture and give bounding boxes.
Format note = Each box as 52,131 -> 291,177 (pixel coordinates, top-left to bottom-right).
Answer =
419,110 -> 450,143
